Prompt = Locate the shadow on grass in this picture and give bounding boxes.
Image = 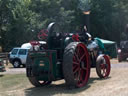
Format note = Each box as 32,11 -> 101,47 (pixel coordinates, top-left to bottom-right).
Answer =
9,67 -> 25,69
25,77 -> 110,96
0,75 -> 4,77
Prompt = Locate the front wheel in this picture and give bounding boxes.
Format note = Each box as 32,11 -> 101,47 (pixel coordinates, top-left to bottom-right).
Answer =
26,55 -> 52,87
96,55 -> 111,78
13,60 -> 21,68
63,42 -> 90,88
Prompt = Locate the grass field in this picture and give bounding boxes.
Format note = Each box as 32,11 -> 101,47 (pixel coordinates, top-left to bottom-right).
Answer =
0,67 -> 128,96
0,74 -> 32,96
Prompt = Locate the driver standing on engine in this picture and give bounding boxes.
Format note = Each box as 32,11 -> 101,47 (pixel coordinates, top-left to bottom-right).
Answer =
83,25 -> 92,41
82,25 -> 98,52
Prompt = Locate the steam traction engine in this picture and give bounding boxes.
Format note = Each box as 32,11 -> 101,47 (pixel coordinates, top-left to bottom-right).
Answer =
26,23 -> 111,88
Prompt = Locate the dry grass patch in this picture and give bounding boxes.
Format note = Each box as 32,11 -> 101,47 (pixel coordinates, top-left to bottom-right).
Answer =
0,74 -> 32,96
0,67 -> 128,96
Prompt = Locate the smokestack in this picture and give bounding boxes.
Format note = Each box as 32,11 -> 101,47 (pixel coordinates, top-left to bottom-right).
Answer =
83,11 -> 90,33
78,0 -> 90,33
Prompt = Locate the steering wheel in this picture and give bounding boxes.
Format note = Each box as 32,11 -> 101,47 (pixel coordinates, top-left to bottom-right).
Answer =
38,29 -> 48,40
38,22 -> 56,40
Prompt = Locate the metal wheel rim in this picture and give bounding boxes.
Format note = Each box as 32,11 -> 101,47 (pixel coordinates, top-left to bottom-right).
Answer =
14,61 -> 19,67
100,55 -> 111,78
73,43 -> 89,87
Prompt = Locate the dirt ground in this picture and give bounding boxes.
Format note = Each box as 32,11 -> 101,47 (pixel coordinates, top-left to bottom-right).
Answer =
0,59 -> 128,96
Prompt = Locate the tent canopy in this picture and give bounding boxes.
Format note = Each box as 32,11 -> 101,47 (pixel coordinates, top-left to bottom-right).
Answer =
94,37 -> 117,58
95,37 -> 116,44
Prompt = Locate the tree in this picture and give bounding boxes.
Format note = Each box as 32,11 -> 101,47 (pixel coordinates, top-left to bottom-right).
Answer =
1,0 -> 128,51
0,0 -> 38,51
90,0 -> 128,44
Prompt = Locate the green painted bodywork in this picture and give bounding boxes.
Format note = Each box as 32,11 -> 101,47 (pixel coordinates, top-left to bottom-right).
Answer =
28,32 -> 74,81
29,51 -> 63,81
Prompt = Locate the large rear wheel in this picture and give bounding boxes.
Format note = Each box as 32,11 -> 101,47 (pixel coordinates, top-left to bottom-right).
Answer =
96,55 -> 111,78
63,42 -> 90,88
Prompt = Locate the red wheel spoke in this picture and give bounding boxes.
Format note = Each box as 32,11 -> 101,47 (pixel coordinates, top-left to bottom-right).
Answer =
104,63 -> 108,69
82,66 -> 87,70
100,64 -> 105,69
73,64 -> 78,71
80,69 -> 83,82
78,70 -> 81,82
74,52 -> 80,62
73,61 -> 79,65
100,64 -> 103,69
80,53 -> 86,61
73,56 -> 76,61
73,67 -> 80,74
77,46 -> 80,57
73,65 -> 77,70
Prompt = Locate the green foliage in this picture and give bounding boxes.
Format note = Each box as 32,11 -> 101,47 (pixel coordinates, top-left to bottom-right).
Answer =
78,0 -> 90,11
1,0 -> 128,51
90,0 -> 128,43
0,0 -> 39,51
30,0 -> 76,32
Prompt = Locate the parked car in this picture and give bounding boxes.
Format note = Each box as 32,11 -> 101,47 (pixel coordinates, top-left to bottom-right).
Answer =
9,41 -> 46,68
117,41 -> 128,62
9,47 -> 29,68
0,59 -> 5,72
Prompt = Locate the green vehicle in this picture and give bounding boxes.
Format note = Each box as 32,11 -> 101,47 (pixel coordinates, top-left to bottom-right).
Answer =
26,23 -> 111,88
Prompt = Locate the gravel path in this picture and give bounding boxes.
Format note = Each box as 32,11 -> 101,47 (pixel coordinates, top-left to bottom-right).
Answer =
111,63 -> 128,68
0,68 -> 26,75
0,59 -> 128,75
